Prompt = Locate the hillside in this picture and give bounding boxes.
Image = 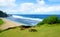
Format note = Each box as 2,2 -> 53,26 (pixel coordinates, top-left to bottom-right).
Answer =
0,24 -> 60,37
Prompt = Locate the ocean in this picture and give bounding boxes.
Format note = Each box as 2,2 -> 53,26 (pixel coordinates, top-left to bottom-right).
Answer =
7,14 -> 60,26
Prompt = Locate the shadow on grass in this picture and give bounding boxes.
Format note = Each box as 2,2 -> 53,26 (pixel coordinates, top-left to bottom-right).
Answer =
0,26 -> 38,33
29,29 -> 37,32
20,25 -> 32,30
0,27 -> 18,33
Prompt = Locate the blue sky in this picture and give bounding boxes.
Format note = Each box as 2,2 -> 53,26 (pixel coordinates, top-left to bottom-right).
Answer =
16,0 -> 37,4
0,0 -> 60,14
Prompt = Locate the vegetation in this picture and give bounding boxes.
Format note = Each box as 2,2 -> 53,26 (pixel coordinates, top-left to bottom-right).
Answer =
0,10 -> 8,17
0,24 -> 60,37
37,15 -> 60,26
0,19 -> 4,25
0,14 -> 60,37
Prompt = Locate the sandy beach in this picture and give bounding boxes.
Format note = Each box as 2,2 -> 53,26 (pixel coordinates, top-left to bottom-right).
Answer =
0,18 -> 22,30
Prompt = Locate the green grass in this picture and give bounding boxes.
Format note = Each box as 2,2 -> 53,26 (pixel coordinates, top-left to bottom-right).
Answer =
0,24 -> 60,37
0,19 -> 4,25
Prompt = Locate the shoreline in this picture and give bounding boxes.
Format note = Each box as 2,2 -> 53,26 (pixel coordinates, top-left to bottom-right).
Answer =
0,18 -> 24,30
4,18 -> 27,25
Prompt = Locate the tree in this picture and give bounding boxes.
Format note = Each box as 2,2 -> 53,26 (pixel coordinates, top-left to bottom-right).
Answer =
0,10 -> 8,17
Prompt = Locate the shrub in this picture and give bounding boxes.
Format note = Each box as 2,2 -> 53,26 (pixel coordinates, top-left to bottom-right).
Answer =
37,15 -> 60,26
56,18 -> 60,23
42,15 -> 58,24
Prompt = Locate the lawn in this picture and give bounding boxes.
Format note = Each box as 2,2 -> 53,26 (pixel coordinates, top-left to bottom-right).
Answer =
0,24 -> 60,37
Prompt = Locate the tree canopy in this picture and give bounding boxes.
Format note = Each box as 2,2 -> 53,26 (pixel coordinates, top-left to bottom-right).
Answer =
0,10 -> 8,17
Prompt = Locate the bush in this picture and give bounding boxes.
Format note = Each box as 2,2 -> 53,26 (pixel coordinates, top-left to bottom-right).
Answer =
42,15 -> 58,24
37,15 -> 60,26
56,18 -> 60,23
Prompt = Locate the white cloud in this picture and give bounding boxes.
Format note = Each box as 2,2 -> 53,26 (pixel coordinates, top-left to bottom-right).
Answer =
0,0 -> 17,14
18,0 -> 46,13
0,0 -> 60,14
19,3 -> 35,12
18,0 -> 60,14
0,0 -> 17,7
36,0 -> 45,5
33,5 -> 60,12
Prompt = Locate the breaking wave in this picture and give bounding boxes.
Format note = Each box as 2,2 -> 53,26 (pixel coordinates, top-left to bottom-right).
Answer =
12,15 -> 43,21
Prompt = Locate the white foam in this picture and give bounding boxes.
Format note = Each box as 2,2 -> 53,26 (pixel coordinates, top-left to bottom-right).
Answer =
12,15 -> 43,21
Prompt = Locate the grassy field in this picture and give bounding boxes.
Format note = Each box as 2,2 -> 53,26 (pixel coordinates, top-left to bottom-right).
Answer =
0,24 -> 60,37
0,19 -> 4,25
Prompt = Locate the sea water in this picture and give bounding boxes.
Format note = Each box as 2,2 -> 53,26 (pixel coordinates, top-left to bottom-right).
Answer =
7,14 -> 60,26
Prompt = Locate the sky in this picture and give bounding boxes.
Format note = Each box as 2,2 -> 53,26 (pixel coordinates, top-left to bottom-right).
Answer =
0,0 -> 60,14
